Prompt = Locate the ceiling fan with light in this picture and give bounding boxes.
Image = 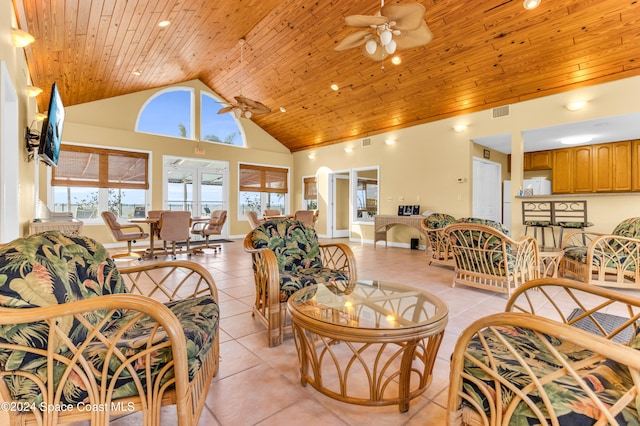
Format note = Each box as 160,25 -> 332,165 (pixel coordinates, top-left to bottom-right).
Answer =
218,39 -> 271,119
335,0 -> 433,60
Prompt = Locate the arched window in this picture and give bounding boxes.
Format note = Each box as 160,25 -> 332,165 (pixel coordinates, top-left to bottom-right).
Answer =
136,88 -> 194,139
201,93 -> 244,147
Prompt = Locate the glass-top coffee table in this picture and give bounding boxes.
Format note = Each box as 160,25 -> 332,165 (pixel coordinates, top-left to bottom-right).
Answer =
287,280 -> 448,412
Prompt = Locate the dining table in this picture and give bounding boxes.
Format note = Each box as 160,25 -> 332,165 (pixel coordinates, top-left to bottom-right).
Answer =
129,216 -> 211,258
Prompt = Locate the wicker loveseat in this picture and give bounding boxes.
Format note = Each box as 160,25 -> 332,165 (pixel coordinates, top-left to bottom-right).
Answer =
421,213 -> 456,267
561,217 -> 640,288
449,277 -> 640,425
244,219 -> 356,347
0,231 -> 219,426
444,218 -> 539,296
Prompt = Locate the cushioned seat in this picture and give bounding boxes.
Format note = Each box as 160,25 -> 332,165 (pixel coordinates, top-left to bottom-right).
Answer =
0,231 -> 219,425
561,217 -> 640,288
244,219 -> 356,346
448,278 -> 640,426
444,217 -> 539,295
421,213 -> 456,267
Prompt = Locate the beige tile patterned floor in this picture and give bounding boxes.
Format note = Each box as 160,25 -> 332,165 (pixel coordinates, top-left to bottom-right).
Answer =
100,237 -> 608,425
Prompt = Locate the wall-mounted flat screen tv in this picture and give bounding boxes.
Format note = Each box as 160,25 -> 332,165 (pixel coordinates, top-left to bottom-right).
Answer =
38,82 -> 65,167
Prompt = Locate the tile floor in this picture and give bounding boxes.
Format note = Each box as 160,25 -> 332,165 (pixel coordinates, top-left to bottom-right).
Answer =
107,238 -> 520,426
98,237 -> 640,425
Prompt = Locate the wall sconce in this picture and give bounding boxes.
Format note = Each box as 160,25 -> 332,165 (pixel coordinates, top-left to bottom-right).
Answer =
35,112 -> 47,121
27,86 -> 42,97
384,138 -> 395,145
344,147 -> 353,153
453,124 -> 467,132
565,100 -> 587,111
12,28 -> 35,47
307,152 -> 315,160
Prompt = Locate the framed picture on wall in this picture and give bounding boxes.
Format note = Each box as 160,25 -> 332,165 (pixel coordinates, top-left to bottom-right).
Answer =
483,149 -> 491,159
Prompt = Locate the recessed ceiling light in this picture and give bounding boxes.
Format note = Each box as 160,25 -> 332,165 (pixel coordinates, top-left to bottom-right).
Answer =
158,20 -> 171,27
279,106 -> 287,113
523,0 -> 541,10
391,56 -> 401,65
565,100 -> 587,111
561,135 -> 593,145
132,70 -> 141,76
330,84 -> 339,91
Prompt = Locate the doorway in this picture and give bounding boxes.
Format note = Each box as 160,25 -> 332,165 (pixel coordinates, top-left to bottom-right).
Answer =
163,156 -> 229,237
472,157 -> 502,223
329,171 -> 350,238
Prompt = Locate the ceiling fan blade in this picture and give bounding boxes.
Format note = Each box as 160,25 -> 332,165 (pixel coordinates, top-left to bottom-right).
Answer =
344,14 -> 388,28
236,96 -> 271,115
217,106 -> 234,114
335,30 -> 372,51
382,3 -> 426,31
395,22 -> 433,50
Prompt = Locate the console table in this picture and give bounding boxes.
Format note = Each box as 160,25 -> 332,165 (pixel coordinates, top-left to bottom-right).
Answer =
29,220 -> 83,236
374,215 -> 427,247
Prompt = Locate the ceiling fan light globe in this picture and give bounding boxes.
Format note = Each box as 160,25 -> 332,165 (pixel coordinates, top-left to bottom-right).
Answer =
365,39 -> 378,55
385,39 -> 397,54
244,110 -> 253,119
233,108 -> 242,118
380,29 -> 393,45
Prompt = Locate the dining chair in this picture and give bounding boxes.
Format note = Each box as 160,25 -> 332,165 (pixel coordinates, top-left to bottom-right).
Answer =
191,210 -> 227,251
101,211 -> 148,259
246,211 -> 265,229
158,211 -> 193,259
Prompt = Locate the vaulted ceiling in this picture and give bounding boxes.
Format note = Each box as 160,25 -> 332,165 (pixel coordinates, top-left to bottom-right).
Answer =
13,0 -> 640,152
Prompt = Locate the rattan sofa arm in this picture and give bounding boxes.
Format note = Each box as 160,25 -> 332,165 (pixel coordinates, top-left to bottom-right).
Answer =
560,230 -> 602,248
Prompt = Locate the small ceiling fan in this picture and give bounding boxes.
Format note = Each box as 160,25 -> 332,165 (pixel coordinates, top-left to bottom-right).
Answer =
218,39 -> 271,119
335,0 -> 433,60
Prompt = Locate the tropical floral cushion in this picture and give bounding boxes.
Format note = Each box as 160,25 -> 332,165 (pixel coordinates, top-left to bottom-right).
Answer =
250,219 -> 349,301
563,218 -> 640,271
557,221 -> 594,229
462,325 -> 639,425
456,217 -> 510,236
425,213 -> 456,230
524,220 -> 552,227
0,231 -> 219,407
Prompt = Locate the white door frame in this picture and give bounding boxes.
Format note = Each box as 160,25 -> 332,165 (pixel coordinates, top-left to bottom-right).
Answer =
328,171 -> 350,238
0,62 -> 20,242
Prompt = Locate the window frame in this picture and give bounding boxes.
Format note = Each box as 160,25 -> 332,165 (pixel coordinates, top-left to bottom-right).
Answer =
47,143 -> 152,224
238,162 -> 290,220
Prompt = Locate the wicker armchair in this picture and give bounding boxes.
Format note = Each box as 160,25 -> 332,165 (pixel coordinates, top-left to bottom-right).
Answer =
421,213 -> 456,267
449,277 -> 640,425
561,217 -> 640,288
244,219 -> 356,347
0,231 -> 219,426
444,218 -> 539,296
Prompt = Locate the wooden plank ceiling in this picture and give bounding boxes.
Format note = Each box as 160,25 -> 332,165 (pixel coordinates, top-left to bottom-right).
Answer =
13,0 -> 640,152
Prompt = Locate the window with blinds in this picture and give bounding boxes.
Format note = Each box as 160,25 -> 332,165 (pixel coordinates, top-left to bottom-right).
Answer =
52,145 -> 149,189
239,164 -> 288,193
303,176 -> 317,200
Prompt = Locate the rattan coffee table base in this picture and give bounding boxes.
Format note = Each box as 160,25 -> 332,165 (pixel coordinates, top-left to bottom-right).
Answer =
291,324 -> 444,412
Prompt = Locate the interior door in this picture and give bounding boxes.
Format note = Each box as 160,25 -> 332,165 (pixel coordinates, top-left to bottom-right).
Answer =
329,171 -> 350,238
472,157 -> 502,223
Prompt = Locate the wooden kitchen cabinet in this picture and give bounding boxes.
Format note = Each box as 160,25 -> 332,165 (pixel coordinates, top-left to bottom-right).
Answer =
633,140 -> 640,191
593,141 -> 632,192
552,148 -> 572,193
572,145 -> 593,192
527,150 -> 552,170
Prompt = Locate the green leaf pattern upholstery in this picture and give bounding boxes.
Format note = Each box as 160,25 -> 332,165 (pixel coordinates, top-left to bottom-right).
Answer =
564,217 -> 640,272
451,217 -> 514,275
249,219 -> 349,302
461,325 -> 640,424
0,231 -> 218,407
